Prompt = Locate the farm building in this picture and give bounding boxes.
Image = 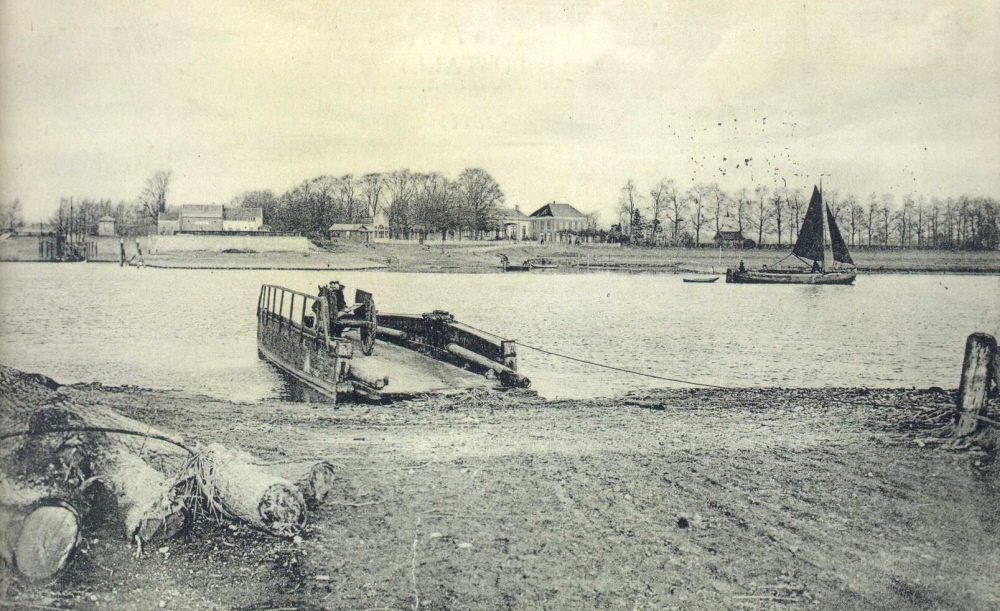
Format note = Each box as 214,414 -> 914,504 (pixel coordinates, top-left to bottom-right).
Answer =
498,206 -> 531,241
222,207 -> 264,232
157,212 -> 181,235
528,202 -> 589,242
714,230 -> 750,248
97,216 -> 117,237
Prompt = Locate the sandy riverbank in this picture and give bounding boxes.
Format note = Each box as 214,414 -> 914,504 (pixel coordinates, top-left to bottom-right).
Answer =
113,243 -> 1000,274
2,365 -> 999,610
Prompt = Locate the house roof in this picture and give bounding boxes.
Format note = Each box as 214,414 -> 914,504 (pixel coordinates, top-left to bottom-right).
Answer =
500,207 -> 529,220
180,204 -> 223,218
328,223 -> 370,232
223,207 -> 262,221
529,203 -> 587,218
158,211 -> 180,222
98,216 -> 116,222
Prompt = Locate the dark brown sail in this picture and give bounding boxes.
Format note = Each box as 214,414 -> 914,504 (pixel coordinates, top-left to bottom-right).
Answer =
826,207 -> 854,265
791,186 -> 825,262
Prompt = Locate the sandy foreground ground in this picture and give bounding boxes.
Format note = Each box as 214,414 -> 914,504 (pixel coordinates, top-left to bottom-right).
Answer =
2,366 -> 999,611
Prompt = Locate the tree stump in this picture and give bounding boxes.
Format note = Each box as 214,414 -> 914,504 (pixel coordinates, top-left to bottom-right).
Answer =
955,333 -> 998,437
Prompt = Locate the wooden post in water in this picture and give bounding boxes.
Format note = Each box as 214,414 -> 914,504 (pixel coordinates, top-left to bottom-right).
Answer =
954,333 -> 997,437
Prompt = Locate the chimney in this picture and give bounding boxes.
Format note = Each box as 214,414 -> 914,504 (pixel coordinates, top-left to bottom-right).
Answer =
515,205 -> 520,212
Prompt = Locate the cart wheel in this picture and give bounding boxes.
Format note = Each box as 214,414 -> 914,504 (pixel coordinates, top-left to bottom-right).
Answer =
360,305 -> 377,356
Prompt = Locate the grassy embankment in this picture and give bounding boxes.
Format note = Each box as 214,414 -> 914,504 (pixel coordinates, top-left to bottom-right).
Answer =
137,242 -> 1000,274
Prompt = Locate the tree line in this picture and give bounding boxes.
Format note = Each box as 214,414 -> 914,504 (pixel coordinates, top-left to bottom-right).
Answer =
26,168 -> 508,241
618,179 -> 1000,250
229,168 -> 506,240
11,168 -> 996,251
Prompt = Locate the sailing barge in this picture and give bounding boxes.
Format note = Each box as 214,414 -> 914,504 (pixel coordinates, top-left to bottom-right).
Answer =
726,185 -> 856,285
257,281 -> 530,402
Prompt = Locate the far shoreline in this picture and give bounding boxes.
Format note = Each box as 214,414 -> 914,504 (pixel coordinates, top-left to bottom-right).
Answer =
3,242 -> 999,275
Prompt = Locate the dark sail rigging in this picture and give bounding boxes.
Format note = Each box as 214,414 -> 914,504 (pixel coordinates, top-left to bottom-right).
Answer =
791,186 -> 825,262
826,207 -> 854,265
725,183 -> 856,284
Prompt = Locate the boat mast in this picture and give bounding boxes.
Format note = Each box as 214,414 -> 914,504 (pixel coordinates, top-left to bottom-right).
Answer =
819,183 -> 834,273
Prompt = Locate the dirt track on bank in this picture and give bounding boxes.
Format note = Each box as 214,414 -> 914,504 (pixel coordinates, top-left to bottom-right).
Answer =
2,368 -> 999,610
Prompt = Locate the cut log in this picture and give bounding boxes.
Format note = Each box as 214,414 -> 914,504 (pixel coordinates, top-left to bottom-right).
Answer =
14,502 -> 81,581
102,450 -> 188,542
192,444 -> 306,537
0,479 -> 81,581
263,461 -> 337,507
23,406 -> 188,543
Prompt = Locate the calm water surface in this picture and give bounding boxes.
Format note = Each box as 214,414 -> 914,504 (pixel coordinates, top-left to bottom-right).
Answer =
1,263 -> 997,401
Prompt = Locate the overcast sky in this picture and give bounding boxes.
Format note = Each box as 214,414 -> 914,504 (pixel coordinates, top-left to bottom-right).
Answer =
1,0 -> 998,223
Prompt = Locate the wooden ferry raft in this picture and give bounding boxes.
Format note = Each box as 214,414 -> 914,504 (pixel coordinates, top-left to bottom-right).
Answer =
257,281 -> 530,402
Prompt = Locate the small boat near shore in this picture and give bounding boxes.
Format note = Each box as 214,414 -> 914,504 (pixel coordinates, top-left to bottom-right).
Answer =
497,254 -> 530,272
257,280 -> 530,402
527,258 -> 558,270
682,276 -> 719,283
726,185 -> 856,285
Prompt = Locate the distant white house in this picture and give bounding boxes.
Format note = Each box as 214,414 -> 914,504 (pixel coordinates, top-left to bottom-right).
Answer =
498,206 -> 531,241
528,202 -> 589,241
327,210 -> 389,242
157,211 -> 181,235
157,205 -> 264,234
223,207 -> 264,232
97,216 -> 117,237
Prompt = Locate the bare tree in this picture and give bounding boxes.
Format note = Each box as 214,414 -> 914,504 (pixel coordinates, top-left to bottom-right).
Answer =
662,180 -> 685,242
618,180 -> 642,241
686,183 -> 709,246
384,170 -> 415,238
786,187 -> 803,243
847,195 -> 865,246
707,183 -> 730,241
0,198 -> 24,233
864,193 -> 879,246
361,173 -> 384,219
337,175 -> 359,221
732,187 -> 751,242
138,170 -> 172,224
648,180 -> 672,245
457,168 -> 504,239
880,193 -> 894,247
914,196 -> 926,248
771,189 -> 786,247
414,172 -> 461,240
750,184 -> 773,247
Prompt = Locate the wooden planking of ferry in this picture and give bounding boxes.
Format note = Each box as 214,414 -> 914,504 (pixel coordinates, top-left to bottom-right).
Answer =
257,281 -> 529,402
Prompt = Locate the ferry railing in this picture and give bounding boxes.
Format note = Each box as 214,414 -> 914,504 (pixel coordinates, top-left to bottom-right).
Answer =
259,284 -> 327,347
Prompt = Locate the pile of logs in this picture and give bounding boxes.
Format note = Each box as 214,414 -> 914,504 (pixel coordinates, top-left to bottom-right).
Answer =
1,397 -> 335,583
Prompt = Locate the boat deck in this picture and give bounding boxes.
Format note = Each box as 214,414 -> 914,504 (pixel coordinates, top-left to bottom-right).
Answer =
342,332 -> 495,397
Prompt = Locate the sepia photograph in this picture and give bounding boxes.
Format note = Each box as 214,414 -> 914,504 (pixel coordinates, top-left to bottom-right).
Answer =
1,1 -> 998,609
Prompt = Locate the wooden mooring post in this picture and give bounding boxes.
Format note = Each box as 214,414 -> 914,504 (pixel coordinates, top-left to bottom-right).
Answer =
954,332 -> 998,437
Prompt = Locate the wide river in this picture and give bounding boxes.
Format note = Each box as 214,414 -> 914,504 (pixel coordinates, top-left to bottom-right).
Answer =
0,263 -> 997,402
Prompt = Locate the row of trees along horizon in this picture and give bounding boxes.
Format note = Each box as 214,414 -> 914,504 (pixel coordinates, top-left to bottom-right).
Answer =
9,169 -> 518,244
617,179 -> 999,251
1,170 -> 997,250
